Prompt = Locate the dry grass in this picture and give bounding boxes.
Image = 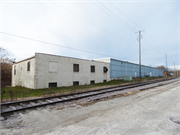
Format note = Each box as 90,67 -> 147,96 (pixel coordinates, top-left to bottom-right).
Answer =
121,90 -> 140,96
76,90 -> 141,107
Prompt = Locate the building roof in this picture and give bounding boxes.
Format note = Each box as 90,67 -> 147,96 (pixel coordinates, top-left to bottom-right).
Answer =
12,53 -> 163,71
36,52 -> 110,64
12,56 -> 35,65
95,57 -> 163,70
13,52 -> 110,65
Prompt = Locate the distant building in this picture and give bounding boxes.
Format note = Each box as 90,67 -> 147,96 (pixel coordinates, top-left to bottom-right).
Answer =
12,53 -> 110,89
95,58 -> 163,79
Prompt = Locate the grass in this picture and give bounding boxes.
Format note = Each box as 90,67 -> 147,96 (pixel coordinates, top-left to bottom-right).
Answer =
1,76 -> 168,102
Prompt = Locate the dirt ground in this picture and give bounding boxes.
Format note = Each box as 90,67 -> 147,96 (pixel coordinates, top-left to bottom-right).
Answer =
1,80 -> 180,135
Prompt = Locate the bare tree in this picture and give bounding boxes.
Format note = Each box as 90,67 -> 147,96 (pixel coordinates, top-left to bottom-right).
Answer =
0,47 -> 13,87
156,65 -> 166,73
0,47 -> 9,62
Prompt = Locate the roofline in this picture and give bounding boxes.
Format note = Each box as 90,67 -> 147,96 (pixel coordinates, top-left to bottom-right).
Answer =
35,53 -> 110,64
110,58 -> 163,70
12,56 -> 35,65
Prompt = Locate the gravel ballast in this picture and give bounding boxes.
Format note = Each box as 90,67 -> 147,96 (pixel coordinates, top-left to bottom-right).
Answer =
1,80 -> 180,135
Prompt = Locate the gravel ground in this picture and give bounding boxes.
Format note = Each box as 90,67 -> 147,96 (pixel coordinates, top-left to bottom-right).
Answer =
1,80 -> 180,135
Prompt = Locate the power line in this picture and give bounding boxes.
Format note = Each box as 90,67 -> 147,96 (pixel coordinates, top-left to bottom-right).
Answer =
91,1 -> 165,57
135,31 -> 164,55
1,31 -> 155,66
89,0 -> 136,32
49,0 -> 166,58
108,0 -> 143,30
0,31 -> 139,62
94,0 -> 137,32
143,37 -> 164,54
107,1 -> 167,55
144,31 -> 167,53
48,0 -> 136,45
50,1 -> 174,68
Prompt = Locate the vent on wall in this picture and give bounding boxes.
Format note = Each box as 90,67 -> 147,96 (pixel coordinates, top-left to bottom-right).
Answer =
103,67 -> 108,73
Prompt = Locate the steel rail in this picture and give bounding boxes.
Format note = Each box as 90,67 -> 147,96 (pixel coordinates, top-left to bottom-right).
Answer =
1,78 -> 173,106
1,77 -> 178,115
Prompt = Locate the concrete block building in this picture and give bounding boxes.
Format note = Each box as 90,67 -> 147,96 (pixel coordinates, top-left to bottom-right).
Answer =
95,58 -> 163,79
12,53 -> 110,89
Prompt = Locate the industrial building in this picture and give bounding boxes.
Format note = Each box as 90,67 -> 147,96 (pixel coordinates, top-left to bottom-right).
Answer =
12,53 -> 163,89
95,58 -> 163,79
12,53 -> 110,89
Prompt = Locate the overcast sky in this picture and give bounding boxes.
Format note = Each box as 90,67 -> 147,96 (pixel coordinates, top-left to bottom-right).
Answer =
0,0 -> 179,69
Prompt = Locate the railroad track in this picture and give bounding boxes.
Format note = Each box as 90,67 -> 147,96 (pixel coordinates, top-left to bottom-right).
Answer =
1,77 -> 179,116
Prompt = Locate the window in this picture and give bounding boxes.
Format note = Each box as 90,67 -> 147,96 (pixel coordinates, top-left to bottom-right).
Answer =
27,62 -> 30,71
14,66 -> 16,75
73,81 -> 79,86
91,65 -> 95,72
90,80 -> 95,84
49,82 -> 57,88
103,80 -> 107,82
103,67 -> 108,73
73,64 -> 79,72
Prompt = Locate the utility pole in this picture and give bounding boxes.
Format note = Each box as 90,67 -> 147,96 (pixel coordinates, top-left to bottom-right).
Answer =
136,30 -> 144,81
177,65 -> 179,77
165,54 -> 168,77
174,62 -> 175,76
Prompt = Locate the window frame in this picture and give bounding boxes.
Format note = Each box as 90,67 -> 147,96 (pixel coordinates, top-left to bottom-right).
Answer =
27,61 -> 30,71
73,64 -> 79,72
49,82 -> 57,88
14,65 -> 16,75
73,81 -> 79,86
91,65 -> 95,73
90,80 -> 95,84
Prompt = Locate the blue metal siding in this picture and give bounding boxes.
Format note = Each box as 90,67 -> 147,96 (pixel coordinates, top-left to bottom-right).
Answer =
110,59 -> 163,78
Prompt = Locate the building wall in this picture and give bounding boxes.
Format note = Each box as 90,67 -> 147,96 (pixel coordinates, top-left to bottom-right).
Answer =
94,58 -> 111,63
95,58 -> 163,78
35,53 -> 110,89
110,59 -> 163,78
12,57 -> 35,89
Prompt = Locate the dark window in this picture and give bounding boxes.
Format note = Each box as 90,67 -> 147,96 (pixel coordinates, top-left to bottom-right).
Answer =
14,66 -> 16,75
73,64 -> 79,72
90,80 -> 95,84
91,65 -> 95,72
103,80 -> 107,82
103,67 -> 108,73
27,62 -> 30,71
49,82 -> 57,88
73,81 -> 79,86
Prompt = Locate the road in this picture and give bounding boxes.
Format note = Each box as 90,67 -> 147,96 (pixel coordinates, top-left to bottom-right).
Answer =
1,80 -> 180,135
